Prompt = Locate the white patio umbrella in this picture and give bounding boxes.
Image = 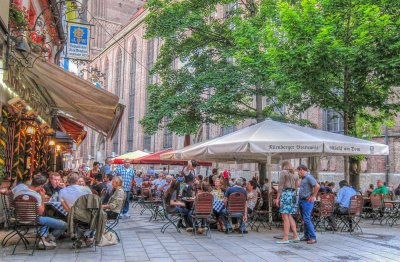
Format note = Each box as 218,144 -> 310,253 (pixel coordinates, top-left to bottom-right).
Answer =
164,119 -> 388,163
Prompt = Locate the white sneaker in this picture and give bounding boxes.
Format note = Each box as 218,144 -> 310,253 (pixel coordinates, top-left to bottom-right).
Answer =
39,239 -> 56,249
120,213 -> 130,219
48,234 -> 56,242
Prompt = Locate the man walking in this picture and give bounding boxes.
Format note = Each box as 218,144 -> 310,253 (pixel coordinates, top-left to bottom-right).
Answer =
100,157 -> 113,176
297,164 -> 320,244
115,158 -> 135,218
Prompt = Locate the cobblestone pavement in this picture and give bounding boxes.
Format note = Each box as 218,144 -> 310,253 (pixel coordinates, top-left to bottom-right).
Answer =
2,205 -> 400,262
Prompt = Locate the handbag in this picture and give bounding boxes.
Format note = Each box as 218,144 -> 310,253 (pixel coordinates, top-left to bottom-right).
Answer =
98,231 -> 118,246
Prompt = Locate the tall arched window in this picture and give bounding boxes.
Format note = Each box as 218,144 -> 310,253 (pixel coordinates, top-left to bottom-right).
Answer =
103,56 -> 109,90
146,39 -> 154,86
143,39 -> 155,151
115,48 -> 122,97
112,127 -> 119,155
127,38 -> 137,152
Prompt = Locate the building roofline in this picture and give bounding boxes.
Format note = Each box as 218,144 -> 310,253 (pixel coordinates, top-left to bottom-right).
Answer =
91,8 -> 148,63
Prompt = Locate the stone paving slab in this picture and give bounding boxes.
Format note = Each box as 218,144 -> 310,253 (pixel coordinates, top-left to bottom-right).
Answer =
2,204 -> 400,261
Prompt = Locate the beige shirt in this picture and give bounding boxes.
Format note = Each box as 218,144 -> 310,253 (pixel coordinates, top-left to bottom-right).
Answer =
278,170 -> 299,193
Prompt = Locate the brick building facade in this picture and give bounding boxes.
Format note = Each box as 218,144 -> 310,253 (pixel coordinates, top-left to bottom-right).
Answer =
78,7 -> 400,190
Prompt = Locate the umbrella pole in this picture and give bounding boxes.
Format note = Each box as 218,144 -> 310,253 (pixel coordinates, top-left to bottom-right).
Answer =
267,155 -> 272,223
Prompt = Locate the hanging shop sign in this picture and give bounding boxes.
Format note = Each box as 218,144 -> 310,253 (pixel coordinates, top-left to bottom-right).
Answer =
66,22 -> 91,60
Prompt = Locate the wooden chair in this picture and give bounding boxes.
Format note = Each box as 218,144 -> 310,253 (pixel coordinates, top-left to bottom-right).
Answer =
191,192 -> 213,237
370,194 -> 386,225
313,193 -> 335,232
226,192 -> 246,235
12,194 -> 41,255
340,195 -> 363,234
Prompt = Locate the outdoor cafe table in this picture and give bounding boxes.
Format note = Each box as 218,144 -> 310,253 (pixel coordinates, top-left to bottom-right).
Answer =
45,201 -> 68,217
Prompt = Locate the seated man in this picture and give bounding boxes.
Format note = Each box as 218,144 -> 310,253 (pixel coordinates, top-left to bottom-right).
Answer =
327,180 -> 356,231
14,174 -> 67,248
59,172 -> 92,212
91,173 -> 107,195
44,172 -> 65,199
371,180 -> 390,195
159,175 -> 172,192
221,178 -> 248,234
12,175 -> 32,195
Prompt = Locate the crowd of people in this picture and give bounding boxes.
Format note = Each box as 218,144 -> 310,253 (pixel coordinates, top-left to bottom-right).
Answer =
4,156 -> 400,250
7,159 -> 131,249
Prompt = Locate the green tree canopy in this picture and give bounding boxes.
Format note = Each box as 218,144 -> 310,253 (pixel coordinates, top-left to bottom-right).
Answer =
142,0 -> 279,135
265,0 -> 400,136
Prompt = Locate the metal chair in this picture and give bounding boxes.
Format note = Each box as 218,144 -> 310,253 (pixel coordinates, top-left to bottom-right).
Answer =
104,194 -> 126,242
160,192 -> 181,234
12,194 -> 42,255
191,192 -> 213,237
247,193 -> 272,231
1,190 -> 17,247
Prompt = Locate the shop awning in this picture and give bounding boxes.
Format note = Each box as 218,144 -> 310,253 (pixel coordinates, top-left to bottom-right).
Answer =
56,116 -> 87,146
113,150 -> 150,164
20,55 -> 124,138
132,149 -> 212,166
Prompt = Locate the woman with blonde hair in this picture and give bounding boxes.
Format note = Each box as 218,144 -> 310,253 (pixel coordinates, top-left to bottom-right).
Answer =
275,160 -> 299,244
102,176 -> 126,219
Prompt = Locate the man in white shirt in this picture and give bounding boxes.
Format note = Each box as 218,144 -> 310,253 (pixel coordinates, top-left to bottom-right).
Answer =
12,175 -> 32,195
14,174 -> 67,248
59,172 -> 92,212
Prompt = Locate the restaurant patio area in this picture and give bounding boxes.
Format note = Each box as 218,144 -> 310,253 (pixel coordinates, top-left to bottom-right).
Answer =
2,204 -> 400,262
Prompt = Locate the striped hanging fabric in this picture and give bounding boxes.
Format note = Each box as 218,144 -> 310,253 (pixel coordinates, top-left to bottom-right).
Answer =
17,124 -> 27,181
12,119 -> 22,183
0,107 -> 8,182
24,129 -> 31,179
5,121 -> 16,177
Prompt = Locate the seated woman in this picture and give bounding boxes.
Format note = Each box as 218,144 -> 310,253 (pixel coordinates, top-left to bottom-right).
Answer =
246,180 -> 258,214
165,180 -> 192,229
211,178 -> 225,231
102,176 -> 126,219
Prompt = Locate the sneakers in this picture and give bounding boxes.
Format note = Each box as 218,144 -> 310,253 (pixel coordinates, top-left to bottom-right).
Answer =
120,213 -> 131,219
39,239 -> 56,249
290,237 -> 300,243
275,240 -> 290,244
186,227 -> 193,232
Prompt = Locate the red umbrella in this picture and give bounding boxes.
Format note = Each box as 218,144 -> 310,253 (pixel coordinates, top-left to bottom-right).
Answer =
131,149 -> 212,166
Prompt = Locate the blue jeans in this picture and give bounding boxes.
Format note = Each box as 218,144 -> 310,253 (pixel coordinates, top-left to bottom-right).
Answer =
175,206 -> 193,227
38,216 -> 67,238
299,199 -> 316,240
221,208 -> 246,231
122,191 -> 131,214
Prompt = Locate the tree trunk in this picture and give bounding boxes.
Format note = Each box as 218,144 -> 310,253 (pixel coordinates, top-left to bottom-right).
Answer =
184,134 -> 191,147
308,156 -> 319,180
349,156 -> 361,190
